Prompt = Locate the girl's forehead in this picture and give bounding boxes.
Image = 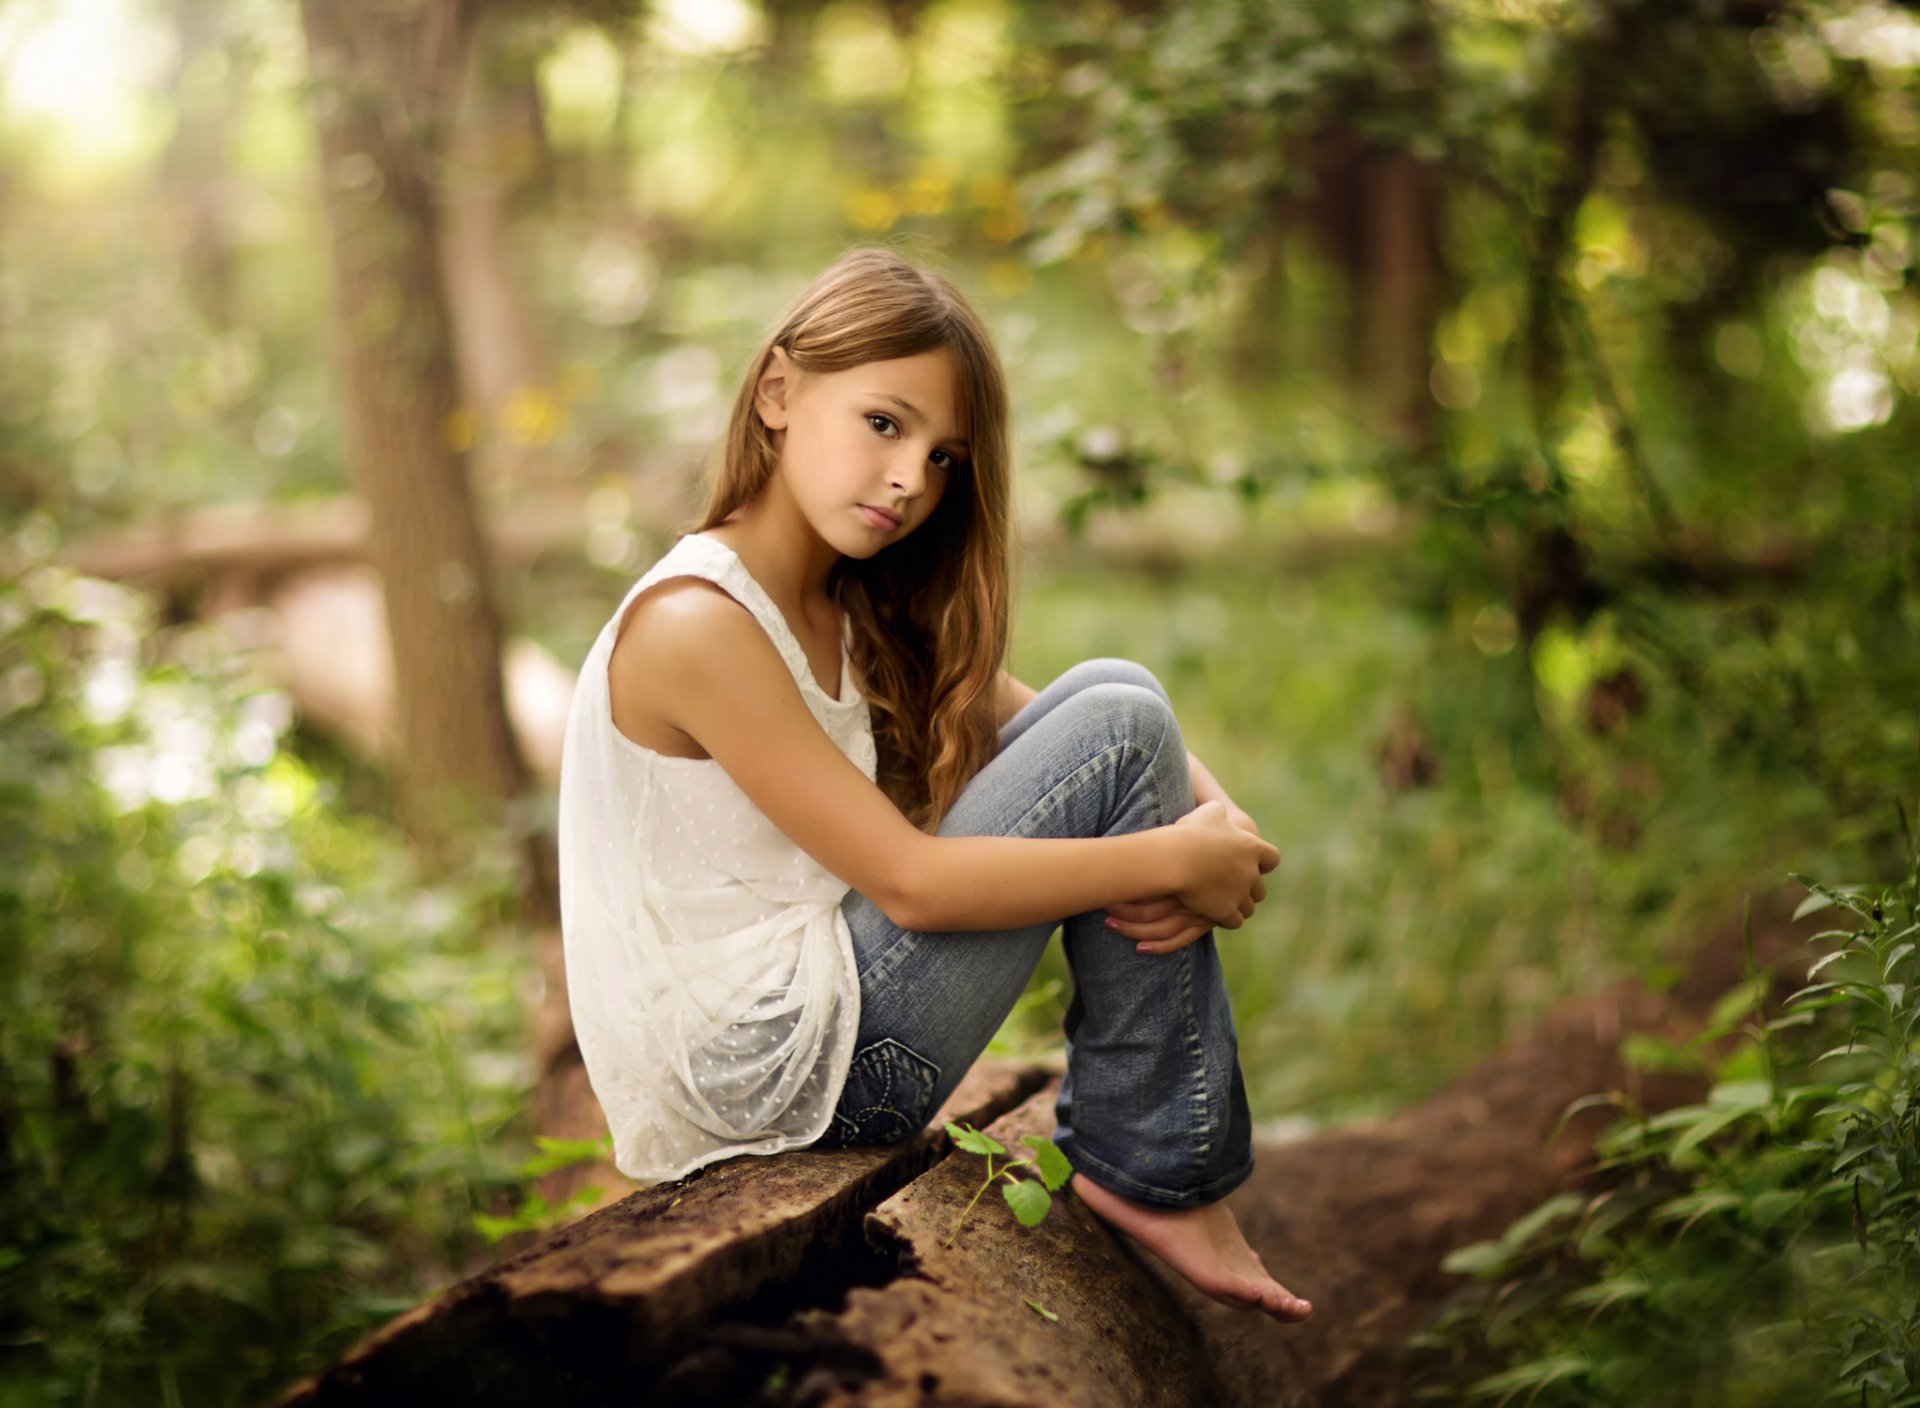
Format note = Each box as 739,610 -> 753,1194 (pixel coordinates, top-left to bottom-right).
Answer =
826,351 -> 967,425
844,347 -> 960,390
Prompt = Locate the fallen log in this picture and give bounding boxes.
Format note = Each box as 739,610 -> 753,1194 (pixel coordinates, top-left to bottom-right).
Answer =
272,892 -> 1813,1407
276,1058 -> 1055,1408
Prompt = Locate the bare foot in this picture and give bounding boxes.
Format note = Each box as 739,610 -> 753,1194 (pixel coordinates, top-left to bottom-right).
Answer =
1072,1172 -> 1313,1322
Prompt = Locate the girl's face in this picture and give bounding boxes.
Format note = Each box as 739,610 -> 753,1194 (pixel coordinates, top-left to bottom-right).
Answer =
756,345 -> 969,557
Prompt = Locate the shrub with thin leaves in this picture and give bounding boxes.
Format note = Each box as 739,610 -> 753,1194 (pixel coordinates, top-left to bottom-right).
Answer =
1411,807 -> 1920,1406
0,521 -> 543,1407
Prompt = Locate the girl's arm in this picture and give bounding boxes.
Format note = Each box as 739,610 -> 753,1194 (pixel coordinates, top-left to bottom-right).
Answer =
994,667 -> 1038,731
1186,750 -> 1260,834
622,584 -> 1273,933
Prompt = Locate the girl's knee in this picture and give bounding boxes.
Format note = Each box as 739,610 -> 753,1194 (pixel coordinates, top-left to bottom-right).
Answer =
1059,657 -> 1171,705
1076,680 -> 1179,756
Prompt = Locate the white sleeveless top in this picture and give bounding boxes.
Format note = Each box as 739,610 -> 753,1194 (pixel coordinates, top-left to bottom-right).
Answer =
556,530 -> 874,1187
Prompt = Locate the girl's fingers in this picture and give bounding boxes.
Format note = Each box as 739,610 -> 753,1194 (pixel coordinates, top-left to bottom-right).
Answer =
1136,924 -> 1210,955
1105,897 -> 1179,921
1105,912 -> 1192,941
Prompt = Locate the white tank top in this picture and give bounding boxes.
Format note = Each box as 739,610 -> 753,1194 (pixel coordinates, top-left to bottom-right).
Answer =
557,529 -> 873,1186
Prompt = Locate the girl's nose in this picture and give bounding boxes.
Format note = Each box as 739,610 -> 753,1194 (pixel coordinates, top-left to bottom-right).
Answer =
889,452 -> 927,497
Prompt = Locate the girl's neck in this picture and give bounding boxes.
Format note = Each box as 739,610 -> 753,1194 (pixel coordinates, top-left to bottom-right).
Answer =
706,495 -> 841,623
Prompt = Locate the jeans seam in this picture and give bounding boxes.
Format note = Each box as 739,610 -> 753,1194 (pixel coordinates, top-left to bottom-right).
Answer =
1110,741 -> 1164,835
1178,947 -> 1211,1178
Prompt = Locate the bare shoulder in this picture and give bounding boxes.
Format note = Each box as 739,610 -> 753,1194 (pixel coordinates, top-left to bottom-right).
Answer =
608,576 -> 769,758
606,569 -> 926,925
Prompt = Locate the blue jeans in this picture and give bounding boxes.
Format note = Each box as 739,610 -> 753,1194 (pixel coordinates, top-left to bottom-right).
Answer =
813,658 -> 1256,1210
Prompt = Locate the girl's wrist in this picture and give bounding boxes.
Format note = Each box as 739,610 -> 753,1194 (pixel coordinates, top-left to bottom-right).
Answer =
1154,820 -> 1199,896
1188,750 -> 1229,809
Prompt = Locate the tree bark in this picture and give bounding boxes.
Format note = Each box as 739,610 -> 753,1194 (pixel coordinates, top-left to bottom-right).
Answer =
1363,149 -> 1442,456
297,0 -> 532,887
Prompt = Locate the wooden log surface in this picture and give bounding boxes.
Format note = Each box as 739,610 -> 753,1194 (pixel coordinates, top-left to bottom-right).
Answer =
277,1058 -> 1055,1407
275,895 -> 1813,1407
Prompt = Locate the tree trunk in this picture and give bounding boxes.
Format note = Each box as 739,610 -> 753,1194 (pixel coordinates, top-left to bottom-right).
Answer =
296,0 -> 532,888
270,897 -> 1814,1407
1362,149 -> 1442,456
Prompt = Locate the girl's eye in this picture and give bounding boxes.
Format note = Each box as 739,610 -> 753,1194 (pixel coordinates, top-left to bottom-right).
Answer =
867,412 -> 962,472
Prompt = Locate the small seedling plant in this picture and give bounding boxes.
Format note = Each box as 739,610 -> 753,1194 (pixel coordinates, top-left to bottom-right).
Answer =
942,1120 -> 1075,1248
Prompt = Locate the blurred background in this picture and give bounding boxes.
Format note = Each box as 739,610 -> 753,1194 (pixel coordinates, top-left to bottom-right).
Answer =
1,0 -> 1916,1401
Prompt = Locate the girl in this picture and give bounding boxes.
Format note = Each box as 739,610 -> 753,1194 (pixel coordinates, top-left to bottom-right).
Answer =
557,246 -> 1309,1322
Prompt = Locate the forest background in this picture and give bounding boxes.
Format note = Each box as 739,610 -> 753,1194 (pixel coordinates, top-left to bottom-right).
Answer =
1,0 -> 1916,1403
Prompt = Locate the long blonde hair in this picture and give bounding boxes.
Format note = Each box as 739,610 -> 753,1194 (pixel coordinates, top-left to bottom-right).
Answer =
687,246 -> 1015,832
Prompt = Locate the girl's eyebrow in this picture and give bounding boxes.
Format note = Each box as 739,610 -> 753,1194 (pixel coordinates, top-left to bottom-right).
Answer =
869,392 -> 970,452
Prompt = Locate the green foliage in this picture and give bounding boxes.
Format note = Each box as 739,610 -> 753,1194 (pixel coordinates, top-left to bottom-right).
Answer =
470,1133 -> 615,1244
1412,818 -> 1920,1406
0,523 -> 545,1406
940,1121 -> 1074,1247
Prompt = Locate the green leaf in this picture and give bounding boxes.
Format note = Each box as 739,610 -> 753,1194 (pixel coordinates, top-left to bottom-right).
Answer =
1025,1298 -> 1060,1321
1503,1192 -> 1586,1250
1575,1188 -> 1662,1256
1440,1239 -> 1512,1279
1558,1272 -> 1651,1312
1814,1039 -> 1867,1063
946,1120 -> 1006,1156
1002,1178 -> 1052,1227
517,1133 -> 613,1178
1793,891 -> 1835,921
1746,1189 -> 1805,1231
1022,1135 -> 1074,1191
1805,947 -> 1858,981
1706,1078 -> 1773,1111
1702,977 -> 1768,1035
1466,1351 -> 1592,1398
1669,1107 -> 1750,1163
1651,1187 -> 1744,1230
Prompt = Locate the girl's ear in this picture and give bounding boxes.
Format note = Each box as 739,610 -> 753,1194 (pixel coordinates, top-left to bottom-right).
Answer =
755,346 -> 796,432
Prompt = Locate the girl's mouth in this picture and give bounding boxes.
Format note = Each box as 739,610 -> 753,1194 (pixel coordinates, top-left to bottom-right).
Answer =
859,505 -> 901,531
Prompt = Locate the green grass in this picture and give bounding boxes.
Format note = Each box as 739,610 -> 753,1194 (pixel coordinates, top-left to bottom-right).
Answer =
994,512 -> 1844,1125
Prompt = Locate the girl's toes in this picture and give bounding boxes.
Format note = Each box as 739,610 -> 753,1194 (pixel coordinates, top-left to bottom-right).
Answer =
1236,1274 -> 1273,1306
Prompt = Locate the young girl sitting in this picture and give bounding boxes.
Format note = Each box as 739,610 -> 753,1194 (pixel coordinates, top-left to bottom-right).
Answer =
557,246 -> 1308,1322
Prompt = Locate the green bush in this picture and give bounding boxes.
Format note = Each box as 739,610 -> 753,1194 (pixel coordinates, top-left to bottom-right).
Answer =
0,518 -> 541,1406
1412,810 -> 1920,1406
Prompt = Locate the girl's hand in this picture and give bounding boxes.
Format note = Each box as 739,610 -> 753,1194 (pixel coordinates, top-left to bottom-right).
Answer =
1110,803 -> 1277,955
1219,798 -> 1261,840
1168,800 -> 1281,932
1103,895 -> 1214,956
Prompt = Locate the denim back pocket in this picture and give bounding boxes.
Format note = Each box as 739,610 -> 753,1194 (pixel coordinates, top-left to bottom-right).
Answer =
824,1036 -> 943,1146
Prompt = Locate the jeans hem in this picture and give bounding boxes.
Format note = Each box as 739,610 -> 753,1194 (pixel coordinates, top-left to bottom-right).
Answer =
1063,1138 -> 1256,1211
